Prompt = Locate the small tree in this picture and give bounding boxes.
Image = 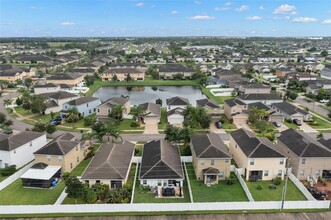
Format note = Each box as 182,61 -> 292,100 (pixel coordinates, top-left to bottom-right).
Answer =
15,97 -> 23,106
3,119 -> 13,127
65,176 -> 84,204
156,98 -> 163,106
84,187 -> 97,204
50,111 -> 55,119
24,78 -> 33,88
0,113 -> 6,124
45,124 -> 56,134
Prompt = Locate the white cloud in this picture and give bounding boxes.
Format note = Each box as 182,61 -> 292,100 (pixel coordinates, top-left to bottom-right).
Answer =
0,22 -> 13,26
61,22 -> 75,26
246,16 -> 262,21
292,17 -> 318,23
322,18 -> 331,24
189,15 -> 215,20
136,2 -> 144,7
171,10 -> 178,14
225,2 -> 231,6
194,1 -> 202,4
215,7 -> 229,11
273,4 -> 296,14
259,6 -> 264,10
236,5 -> 249,12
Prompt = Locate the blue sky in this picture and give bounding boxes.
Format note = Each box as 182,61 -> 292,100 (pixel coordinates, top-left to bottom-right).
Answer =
0,0 -> 331,37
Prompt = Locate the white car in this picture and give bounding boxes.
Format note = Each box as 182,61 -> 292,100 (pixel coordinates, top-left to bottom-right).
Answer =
319,99 -> 329,103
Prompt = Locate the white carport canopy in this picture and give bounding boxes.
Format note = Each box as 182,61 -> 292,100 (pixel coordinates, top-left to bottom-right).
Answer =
21,166 -> 61,180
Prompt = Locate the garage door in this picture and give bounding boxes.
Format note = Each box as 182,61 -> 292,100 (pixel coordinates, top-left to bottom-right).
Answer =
168,117 -> 183,125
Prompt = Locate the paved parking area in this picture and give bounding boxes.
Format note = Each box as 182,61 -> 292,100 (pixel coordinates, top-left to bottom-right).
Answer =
143,123 -> 159,134
300,122 -> 318,133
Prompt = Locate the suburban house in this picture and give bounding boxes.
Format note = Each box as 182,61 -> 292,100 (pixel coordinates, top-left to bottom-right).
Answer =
0,131 -> 47,169
34,83 -> 60,94
46,72 -> 84,86
271,102 -> 313,122
139,140 -> 184,196
61,97 -> 101,118
237,82 -> 271,95
229,129 -> 287,181
34,133 -> 89,173
0,65 -> 28,82
158,64 -> 195,79
139,102 -> 161,124
166,96 -> 190,110
96,97 -> 131,122
190,133 -> 231,185
167,107 -> 185,127
81,141 -> 135,188
238,93 -> 283,105
20,163 -> 62,188
42,91 -> 79,114
100,68 -> 145,81
276,129 -> 331,180
196,98 -> 222,118
320,65 -> 331,80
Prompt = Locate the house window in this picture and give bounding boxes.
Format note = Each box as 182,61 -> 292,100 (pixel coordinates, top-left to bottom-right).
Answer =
86,103 -> 89,107
218,172 -> 224,178
96,180 -> 100,184
65,106 -> 67,109
108,109 -> 111,114
250,159 -> 255,165
264,170 -> 269,177
278,170 -> 282,177
77,157 -> 79,163
211,159 -> 215,166
47,155 -> 51,161
94,108 -> 96,112
89,110 -> 91,114
4,163 -> 8,168
235,144 -> 238,149
301,158 -> 306,165
279,159 -> 284,165
97,108 -> 100,113
142,180 -> 147,185
85,180 -> 89,184
58,156 -> 63,162
29,142 -> 32,147
225,159 -> 229,163
70,163 -> 73,169
300,170 -> 305,177
157,180 -> 162,186
200,160 -> 205,166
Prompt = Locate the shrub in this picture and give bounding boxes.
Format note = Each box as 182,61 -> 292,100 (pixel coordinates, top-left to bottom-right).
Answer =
84,116 -> 96,126
0,165 -> 16,176
130,121 -> 139,128
274,177 -> 282,186
256,185 -> 263,190
226,177 -> 234,185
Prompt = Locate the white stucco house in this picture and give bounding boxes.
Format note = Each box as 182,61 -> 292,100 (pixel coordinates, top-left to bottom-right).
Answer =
0,131 -> 47,169
61,97 -> 101,118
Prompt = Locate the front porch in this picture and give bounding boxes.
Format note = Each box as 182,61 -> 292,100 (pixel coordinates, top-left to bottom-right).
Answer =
203,167 -> 221,186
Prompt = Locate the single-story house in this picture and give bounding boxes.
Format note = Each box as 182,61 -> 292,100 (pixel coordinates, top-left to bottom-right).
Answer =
271,102 -> 313,122
238,93 -> 283,105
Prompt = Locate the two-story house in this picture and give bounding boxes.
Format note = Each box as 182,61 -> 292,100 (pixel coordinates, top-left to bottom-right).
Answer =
196,98 -> 222,118
96,97 -> 131,122
61,97 -> 101,118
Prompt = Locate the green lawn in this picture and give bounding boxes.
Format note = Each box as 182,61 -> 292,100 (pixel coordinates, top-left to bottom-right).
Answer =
135,144 -> 143,156
33,112 -> 61,124
14,106 -> 32,116
0,175 -> 7,182
221,115 -> 237,129
117,119 -> 144,131
246,180 -> 307,201
0,180 -> 65,205
284,121 -> 299,129
61,114 -> 96,129
308,117 -> 331,129
186,163 -> 248,202
200,87 -> 232,104
158,107 -> 167,129
133,165 -> 191,203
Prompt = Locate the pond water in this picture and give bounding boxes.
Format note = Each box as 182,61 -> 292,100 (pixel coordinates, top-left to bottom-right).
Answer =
92,86 -> 207,106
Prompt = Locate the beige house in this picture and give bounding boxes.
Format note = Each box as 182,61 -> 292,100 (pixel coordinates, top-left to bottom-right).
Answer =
196,98 -> 222,118
81,141 -> 135,188
101,68 -> 145,81
96,97 -> 131,122
276,129 -> 331,180
238,82 -> 271,95
0,65 -> 27,82
229,129 -> 287,181
34,133 -> 89,173
190,133 -> 231,185
46,72 -> 84,86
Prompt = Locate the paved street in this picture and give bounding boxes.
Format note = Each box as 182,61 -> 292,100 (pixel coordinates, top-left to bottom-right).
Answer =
296,96 -> 329,117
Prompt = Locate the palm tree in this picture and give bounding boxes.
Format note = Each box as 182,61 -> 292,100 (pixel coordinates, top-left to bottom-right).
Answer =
129,105 -> 144,125
103,119 -> 121,143
66,107 -> 80,123
82,131 -> 97,147
3,99 -> 12,107
109,104 -> 124,123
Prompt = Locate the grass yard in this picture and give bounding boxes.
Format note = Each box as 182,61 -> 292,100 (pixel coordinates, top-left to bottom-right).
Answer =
158,107 -> 167,130
221,115 -> 237,129
33,112 -> 61,124
134,144 -> 143,156
0,175 -> 7,182
186,163 -> 248,202
246,180 -> 307,201
133,165 -> 191,203
118,119 -> 144,131
308,117 -> 331,129
61,114 -> 96,129
0,179 -> 65,205
14,106 -> 32,116
284,121 -> 299,129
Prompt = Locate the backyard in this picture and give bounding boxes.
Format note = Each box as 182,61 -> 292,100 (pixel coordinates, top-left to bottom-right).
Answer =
246,180 -> 307,201
158,107 -> 168,130
186,163 -> 248,202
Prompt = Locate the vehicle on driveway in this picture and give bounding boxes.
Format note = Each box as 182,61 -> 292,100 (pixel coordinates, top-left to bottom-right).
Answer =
293,119 -> 302,126
215,121 -> 222,129
50,117 -> 62,125
273,121 -> 281,128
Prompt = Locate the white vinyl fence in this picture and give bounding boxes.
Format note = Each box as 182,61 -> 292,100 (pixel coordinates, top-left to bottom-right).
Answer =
54,188 -> 68,205
0,201 -> 329,215
0,161 -> 34,191
233,168 -> 254,202
289,173 -> 316,201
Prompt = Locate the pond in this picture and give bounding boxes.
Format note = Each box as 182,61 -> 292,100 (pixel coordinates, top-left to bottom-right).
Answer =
92,86 -> 207,106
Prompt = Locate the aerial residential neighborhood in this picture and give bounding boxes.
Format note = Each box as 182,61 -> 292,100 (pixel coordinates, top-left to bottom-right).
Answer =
0,0 -> 331,219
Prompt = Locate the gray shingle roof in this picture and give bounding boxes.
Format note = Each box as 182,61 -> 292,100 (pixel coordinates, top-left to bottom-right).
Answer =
196,98 -> 219,108
81,141 -> 135,180
41,91 -> 78,100
140,140 -> 183,179
47,72 -> 82,80
271,102 -> 309,116
224,98 -> 246,107
230,129 -> 285,158
239,93 -> 282,101
167,107 -> 185,116
166,96 -> 190,106
139,102 -> 161,117
190,133 -> 231,159
65,97 -> 99,106
0,131 -> 45,151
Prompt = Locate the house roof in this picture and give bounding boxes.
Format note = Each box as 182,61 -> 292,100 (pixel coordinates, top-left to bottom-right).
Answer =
34,133 -> 80,156
0,131 -> 45,151
41,91 -> 78,100
248,102 -> 272,112
190,133 -> 231,159
99,97 -> 130,108
167,107 -> 185,116
224,98 -> 246,107
158,64 -> 195,73
278,129 -> 331,157
166,96 -> 190,106
139,102 -> 161,117
81,141 -> 135,180
271,102 -> 309,116
65,97 -> 99,106
202,167 -> 220,174
196,98 -> 219,108
47,72 -> 82,81
34,83 -> 58,88
104,68 -> 144,74
140,140 -> 183,180
230,129 -> 285,158
239,93 -> 282,101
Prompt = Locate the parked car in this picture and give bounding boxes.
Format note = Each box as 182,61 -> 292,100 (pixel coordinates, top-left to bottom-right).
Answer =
319,99 -> 329,103
272,121 -> 281,128
293,119 -> 302,126
50,117 -> 62,125
215,121 -> 222,129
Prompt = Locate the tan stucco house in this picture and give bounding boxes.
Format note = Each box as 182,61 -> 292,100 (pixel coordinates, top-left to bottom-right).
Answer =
96,97 -> 131,122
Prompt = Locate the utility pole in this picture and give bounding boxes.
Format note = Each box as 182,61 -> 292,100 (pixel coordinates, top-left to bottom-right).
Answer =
281,159 -> 290,211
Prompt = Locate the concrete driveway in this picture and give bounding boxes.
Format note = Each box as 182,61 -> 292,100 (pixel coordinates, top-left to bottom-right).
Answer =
143,123 -> 159,134
276,122 -> 289,132
300,122 -> 318,134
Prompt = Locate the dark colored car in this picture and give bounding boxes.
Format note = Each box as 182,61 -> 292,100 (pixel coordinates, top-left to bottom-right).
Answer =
50,117 -> 62,125
162,187 -> 175,197
215,121 -> 222,129
293,119 -> 302,126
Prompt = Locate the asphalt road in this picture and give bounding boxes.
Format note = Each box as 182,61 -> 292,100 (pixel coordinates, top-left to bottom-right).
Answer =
295,96 -> 329,117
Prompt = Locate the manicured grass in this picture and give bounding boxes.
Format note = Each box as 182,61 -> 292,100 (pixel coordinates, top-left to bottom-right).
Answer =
134,144 -> 143,156
221,115 -> 237,129
33,112 -> 61,124
246,180 -> 307,201
158,107 -> 167,129
308,117 -> 331,129
186,163 -> 248,202
14,106 -> 32,116
133,165 -> 191,203
0,175 -> 7,182
61,114 -> 96,129
117,119 -> 144,131
200,87 -> 232,104
126,164 -> 136,190
61,196 -> 86,204
0,180 -> 65,205
284,121 -> 299,129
